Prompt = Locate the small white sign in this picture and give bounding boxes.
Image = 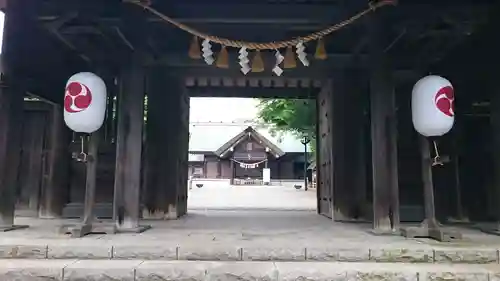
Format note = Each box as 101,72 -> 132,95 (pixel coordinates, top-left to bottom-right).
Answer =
263,168 -> 271,183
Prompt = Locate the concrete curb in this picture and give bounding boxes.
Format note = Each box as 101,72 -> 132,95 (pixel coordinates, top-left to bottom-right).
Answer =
0,259 -> 498,281
0,244 -> 499,264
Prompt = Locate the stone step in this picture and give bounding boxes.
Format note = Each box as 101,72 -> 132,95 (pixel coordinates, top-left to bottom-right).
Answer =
1,243 -> 499,264
1,259 -> 500,281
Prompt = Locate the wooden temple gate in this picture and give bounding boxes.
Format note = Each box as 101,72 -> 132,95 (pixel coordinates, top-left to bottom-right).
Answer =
0,0 -> 498,237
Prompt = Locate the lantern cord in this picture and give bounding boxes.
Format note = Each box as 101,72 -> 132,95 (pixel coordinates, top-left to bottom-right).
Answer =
123,0 -> 396,50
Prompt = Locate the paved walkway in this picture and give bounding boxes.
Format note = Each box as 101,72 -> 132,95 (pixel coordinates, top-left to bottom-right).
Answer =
3,186 -> 500,264
2,211 -> 500,263
187,185 -> 316,211
2,259 -> 500,281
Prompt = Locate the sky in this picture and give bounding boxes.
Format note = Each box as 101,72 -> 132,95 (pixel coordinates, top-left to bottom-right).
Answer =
0,12 -> 4,53
189,97 -> 260,123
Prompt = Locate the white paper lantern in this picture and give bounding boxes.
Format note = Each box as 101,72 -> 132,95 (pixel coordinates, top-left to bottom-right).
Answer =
412,75 -> 455,137
63,72 -> 107,133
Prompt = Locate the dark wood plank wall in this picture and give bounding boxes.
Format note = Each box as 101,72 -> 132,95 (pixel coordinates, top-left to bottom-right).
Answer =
15,101 -> 71,218
17,110 -> 47,213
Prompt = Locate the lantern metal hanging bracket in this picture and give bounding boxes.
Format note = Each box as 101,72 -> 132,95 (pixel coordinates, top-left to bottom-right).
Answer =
431,140 -> 450,167
74,135 -> 88,163
431,141 -> 443,166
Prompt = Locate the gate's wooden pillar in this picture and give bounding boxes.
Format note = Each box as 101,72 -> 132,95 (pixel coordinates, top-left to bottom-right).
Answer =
331,74 -> 348,220
39,105 -> 70,218
144,70 -> 188,219
0,0 -> 31,230
177,86 -> 189,217
104,77 -> 117,143
331,70 -> 368,220
0,86 -> 24,230
368,12 -> 400,233
113,56 -> 150,232
489,31 -> 500,233
317,80 -> 334,218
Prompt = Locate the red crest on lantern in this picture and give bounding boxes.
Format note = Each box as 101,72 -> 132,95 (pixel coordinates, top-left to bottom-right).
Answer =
434,86 -> 454,117
64,82 -> 93,113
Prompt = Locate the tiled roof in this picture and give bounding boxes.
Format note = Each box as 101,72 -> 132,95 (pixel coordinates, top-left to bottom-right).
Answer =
189,122 -> 310,153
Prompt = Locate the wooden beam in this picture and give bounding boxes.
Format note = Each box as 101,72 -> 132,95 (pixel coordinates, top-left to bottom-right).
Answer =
177,66 -> 333,80
44,12 -> 78,30
114,27 -> 135,51
37,2 -> 491,25
146,53 -> 422,74
119,3 -> 149,53
45,27 -> 91,63
147,53 -> 368,68
43,12 -> 92,64
185,76 -> 322,88
187,86 -> 319,99
176,67 -> 419,83
38,3 -> 347,24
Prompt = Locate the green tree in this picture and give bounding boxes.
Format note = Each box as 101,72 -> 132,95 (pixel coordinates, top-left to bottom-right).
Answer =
256,99 -> 317,152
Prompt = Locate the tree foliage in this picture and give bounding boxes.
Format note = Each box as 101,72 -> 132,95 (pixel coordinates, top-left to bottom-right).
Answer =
256,99 -> 317,151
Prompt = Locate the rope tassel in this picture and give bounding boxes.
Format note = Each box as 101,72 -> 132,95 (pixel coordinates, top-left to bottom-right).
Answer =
216,46 -> 229,68
251,50 -> 265,72
315,38 -> 327,60
188,36 -> 201,59
283,46 -> 297,69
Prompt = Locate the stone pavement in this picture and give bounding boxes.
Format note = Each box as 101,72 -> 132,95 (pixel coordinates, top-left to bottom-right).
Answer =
3,187 -> 500,280
1,259 -> 500,281
187,185 -> 317,211
2,210 -> 500,264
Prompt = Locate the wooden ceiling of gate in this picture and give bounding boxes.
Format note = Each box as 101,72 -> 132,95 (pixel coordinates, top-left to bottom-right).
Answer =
12,0 -> 497,101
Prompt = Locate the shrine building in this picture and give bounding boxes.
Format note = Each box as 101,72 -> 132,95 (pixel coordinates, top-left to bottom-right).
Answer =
188,124 -> 311,184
